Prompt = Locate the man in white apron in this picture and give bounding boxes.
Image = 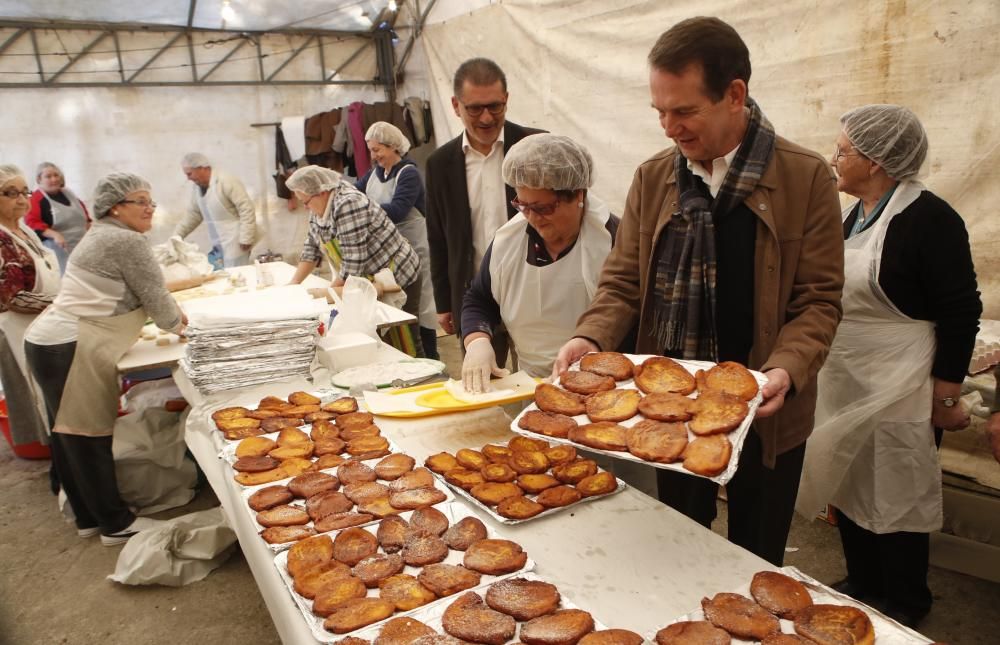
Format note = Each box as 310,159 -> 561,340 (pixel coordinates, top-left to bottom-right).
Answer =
175,153 -> 256,268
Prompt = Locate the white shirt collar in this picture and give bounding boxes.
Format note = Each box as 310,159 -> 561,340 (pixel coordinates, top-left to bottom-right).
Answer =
686,144 -> 740,198
462,130 -> 504,156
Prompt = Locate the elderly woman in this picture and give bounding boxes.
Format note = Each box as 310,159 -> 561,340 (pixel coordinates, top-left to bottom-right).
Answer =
356,121 -> 438,359
26,162 -> 91,273
460,134 -> 621,391
287,165 -> 424,357
0,165 -> 61,456
25,172 -> 185,546
798,105 -> 981,626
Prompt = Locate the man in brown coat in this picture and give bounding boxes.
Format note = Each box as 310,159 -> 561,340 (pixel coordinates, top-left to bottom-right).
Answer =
553,17 -> 844,565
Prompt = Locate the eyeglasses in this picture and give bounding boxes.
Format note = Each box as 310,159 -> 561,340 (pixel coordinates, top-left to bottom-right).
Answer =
119,199 -> 157,209
303,193 -> 321,207
834,147 -> 860,162
460,101 -> 506,117
511,197 -> 560,216
0,188 -> 30,199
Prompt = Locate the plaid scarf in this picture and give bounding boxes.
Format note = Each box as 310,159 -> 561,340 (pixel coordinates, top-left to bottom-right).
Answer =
650,98 -> 775,360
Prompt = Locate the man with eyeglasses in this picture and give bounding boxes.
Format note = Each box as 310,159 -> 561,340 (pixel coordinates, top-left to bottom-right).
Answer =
425,57 -> 544,366
174,152 -> 257,268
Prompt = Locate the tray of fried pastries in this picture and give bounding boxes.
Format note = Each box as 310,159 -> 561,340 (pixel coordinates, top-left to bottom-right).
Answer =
651,566 -> 932,645
510,353 -> 767,485
210,390 -> 361,444
241,452 -> 456,551
421,434 -> 626,525
273,502 -> 535,643
343,572 -> 652,645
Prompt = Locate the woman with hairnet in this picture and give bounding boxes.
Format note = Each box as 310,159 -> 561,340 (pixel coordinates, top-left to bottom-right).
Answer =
460,133 -> 621,391
287,164 -> 424,357
26,162 -> 91,273
0,165 -> 61,460
797,105 -> 981,626
25,172 -> 186,546
355,122 -> 438,359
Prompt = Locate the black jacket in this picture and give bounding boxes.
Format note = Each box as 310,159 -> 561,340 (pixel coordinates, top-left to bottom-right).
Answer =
424,120 -> 544,332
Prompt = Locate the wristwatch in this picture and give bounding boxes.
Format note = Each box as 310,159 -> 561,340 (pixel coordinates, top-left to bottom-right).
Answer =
938,396 -> 959,408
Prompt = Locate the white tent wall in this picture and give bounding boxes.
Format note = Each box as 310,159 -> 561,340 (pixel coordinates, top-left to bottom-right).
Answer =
0,27 -> 434,263
420,0 -> 1000,316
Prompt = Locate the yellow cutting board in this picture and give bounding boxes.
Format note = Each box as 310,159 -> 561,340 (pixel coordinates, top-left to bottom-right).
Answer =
367,373 -> 538,418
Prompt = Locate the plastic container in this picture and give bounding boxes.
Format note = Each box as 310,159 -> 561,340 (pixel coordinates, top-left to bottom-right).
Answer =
316,331 -> 378,372
0,398 -> 51,459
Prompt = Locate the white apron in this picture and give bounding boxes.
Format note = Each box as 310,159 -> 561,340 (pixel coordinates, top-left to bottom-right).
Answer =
0,220 -> 62,437
41,188 -> 88,273
797,181 -> 942,534
491,196 -> 613,377
365,164 -> 437,329
197,180 -> 247,268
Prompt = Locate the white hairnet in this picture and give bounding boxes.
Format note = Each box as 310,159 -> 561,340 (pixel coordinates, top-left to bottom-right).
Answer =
502,133 -> 594,190
841,104 -> 928,181
365,121 -> 411,155
0,164 -> 24,187
92,172 -> 152,219
181,152 -> 211,169
285,165 -> 342,196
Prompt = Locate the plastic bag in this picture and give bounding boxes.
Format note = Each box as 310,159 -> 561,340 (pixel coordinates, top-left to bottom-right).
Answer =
372,267 -> 408,310
330,275 -> 379,341
153,236 -> 214,283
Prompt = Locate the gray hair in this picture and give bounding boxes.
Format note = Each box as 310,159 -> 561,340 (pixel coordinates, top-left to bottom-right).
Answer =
35,161 -> 63,182
0,164 -> 24,187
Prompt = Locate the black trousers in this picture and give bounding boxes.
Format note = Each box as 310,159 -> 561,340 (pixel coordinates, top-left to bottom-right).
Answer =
656,429 -> 806,566
24,340 -> 134,535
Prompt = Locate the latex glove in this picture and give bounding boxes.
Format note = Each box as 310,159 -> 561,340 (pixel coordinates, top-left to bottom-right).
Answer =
462,337 -> 510,394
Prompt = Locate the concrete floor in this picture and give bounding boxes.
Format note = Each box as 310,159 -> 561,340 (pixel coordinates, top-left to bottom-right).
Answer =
1,334 -> 996,644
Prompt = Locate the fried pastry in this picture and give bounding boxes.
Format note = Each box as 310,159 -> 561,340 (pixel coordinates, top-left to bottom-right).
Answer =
379,573 -> 438,611
337,411 -> 376,430
569,422 -> 629,451
634,356 -> 696,395
576,471 -> 618,497
485,577 -> 560,621
216,416 -> 261,434
285,404 -> 321,417
534,383 -> 587,416
390,487 -> 448,510
234,466 -> 286,486
305,410 -> 338,423
793,605 -> 874,645
323,596 -> 396,633
315,512 -> 376,533
508,435 -> 550,452
579,352 -> 634,381
481,462 -> 517,482
626,419 -> 688,463
442,516 -> 488,550
282,457 -> 318,478
260,525 -> 315,544
261,417 -> 305,433
516,473 -> 561,494
375,453 -> 416,480
352,553 -> 405,587
212,406 -> 250,423
389,467 -> 435,493
235,436 -> 278,458
444,467 -> 486,490
697,362 -> 759,401
750,571 -> 813,619
520,609 -> 595,645
307,490 -> 354,520
402,532 -> 449,566
358,496 -> 401,519
312,575 -> 369,616
536,485 -> 584,508
654,621 -> 730,645
544,444 -> 577,465
223,425 -> 267,441
316,453 -> 349,469
377,516 -> 410,553
682,435 -> 732,477
344,481 -> 391,505
233,455 -> 281,473
441,592 -> 516,645
585,389 -> 642,423
689,391 -> 748,436
257,395 -> 290,409
248,485 -> 294,511
333,527 -> 379,566
560,370 -> 616,395
341,424 -> 382,441
293,560 -> 352,598
551,459 -> 598,484
637,392 -> 695,422
409,635 -> 465,645
702,592 -> 780,640
508,450 -> 550,475
481,444 -> 514,463
761,634 -> 810,645
417,563 -> 482,597
323,396 -> 360,414
517,410 -> 578,439
289,391 -> 322,406
424,452 -> 460,474
578,630 -> 645,645
246,408 -> 282,420
276,426 -> 311,446
257,504 -> 310,527
346,436 -> 390,458
374,617 -> 436,645
496,495 -> 546,519
269,444 -> 315,461
449,448 -> 485,471
339,460 -> 378,485
463,539 -> 527,574
315,437 -> 347,456
311,419 -> 341,441
287,534 -> 335,579
470,482 -> 523,506
409,506 -> 450,536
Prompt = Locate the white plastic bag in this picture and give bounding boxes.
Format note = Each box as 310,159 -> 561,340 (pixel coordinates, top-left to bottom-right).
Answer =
372,267 -> 408,310
330,275 -> 379,341
153,235 -> 214,283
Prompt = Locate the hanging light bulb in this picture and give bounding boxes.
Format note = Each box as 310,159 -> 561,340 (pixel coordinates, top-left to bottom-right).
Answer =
221,1 -> 237,23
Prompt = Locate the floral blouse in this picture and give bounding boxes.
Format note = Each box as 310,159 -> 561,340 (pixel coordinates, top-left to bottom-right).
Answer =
0,228 -> 52,313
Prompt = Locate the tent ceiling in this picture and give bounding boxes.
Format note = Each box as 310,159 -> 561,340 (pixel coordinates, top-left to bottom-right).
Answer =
0,0 -> 398,33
